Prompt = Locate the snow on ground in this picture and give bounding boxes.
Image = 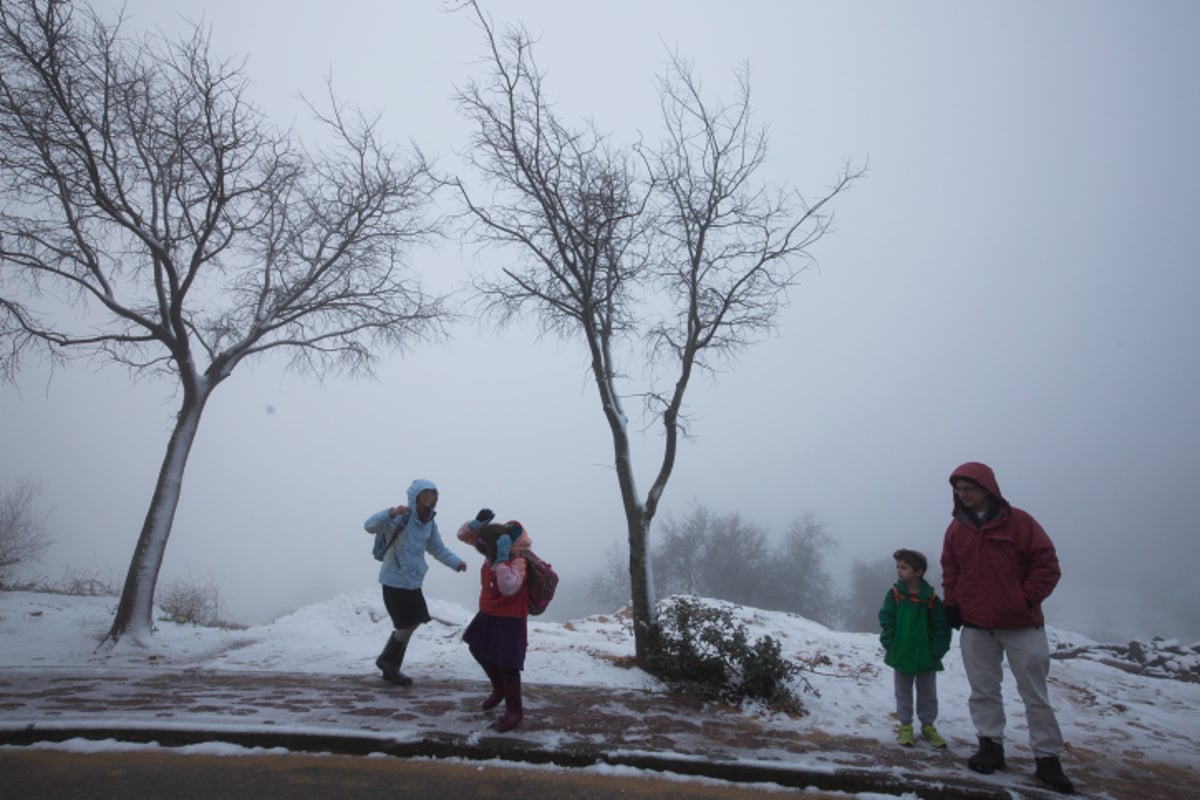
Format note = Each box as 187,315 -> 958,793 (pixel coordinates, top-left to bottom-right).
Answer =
2,588 -> 1199,798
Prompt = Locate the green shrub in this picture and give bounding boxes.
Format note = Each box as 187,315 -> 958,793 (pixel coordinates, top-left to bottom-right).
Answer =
643,595 -> 807,714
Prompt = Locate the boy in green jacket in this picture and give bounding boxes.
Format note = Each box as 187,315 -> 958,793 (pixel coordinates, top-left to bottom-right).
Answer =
879,548 -> 952,747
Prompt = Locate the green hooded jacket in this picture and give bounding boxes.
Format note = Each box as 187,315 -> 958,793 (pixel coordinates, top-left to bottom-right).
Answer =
878,578 -> 951,675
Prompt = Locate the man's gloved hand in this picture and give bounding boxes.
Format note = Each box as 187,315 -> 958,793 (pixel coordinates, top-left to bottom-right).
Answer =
945,605 -> 963,630
495,534 -> 512,564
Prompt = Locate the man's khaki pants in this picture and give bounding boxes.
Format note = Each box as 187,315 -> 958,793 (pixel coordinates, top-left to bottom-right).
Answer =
959,625 -> 1065,758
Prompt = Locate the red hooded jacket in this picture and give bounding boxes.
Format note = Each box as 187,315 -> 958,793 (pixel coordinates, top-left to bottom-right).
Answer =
939,462 -> 1061,629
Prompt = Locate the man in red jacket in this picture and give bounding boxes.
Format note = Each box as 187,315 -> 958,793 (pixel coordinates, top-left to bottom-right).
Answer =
940,462 -> 1074,794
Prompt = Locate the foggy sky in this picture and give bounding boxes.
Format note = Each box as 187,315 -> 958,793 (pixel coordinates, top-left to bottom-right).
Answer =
3,1 -> 1198,643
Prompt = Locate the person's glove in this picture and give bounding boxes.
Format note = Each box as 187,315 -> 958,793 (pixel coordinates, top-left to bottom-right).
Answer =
944,605 -> 963,630
494,533 -> 512,564
469,508 -> 495,532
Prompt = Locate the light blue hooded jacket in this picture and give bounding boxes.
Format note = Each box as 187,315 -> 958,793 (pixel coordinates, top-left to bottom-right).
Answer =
364,478 -> 464,589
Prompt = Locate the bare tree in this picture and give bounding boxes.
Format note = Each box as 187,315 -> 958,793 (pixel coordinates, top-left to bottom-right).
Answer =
452,2 -> 863,665
653,507 -> 711,597
763,512 -> 840,626
0,479 -> 51,583
844,556 -> 898,633
0,2 -> 448,645
586,540 -> 632,613
649,505 -> 835,622
657,505 -> 776,608
697,512 -> 773,607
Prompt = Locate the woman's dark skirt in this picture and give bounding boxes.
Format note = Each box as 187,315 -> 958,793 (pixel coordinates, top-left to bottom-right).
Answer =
382,586 -> 431,630
463,612 -> 527,670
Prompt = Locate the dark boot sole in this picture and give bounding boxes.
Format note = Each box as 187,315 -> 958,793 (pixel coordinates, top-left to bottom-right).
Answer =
1036,777 -> 1076,795
380,672 -> 412,686
376,662 -> 413,686
967,761 -> 1006,775
1035,767 -> 1076,794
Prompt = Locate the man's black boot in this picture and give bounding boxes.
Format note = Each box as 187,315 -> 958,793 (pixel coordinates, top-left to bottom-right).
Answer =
967,737 -> 1006,774
1035,756 -> 1075,794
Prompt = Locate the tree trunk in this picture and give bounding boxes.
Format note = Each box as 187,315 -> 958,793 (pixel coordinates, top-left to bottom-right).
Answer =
606,417 -> 658,664
102,379 -> 213,647
626,509 -> 658,664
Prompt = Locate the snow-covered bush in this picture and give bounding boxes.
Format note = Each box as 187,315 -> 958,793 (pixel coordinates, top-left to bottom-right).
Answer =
644,596 -> 805,714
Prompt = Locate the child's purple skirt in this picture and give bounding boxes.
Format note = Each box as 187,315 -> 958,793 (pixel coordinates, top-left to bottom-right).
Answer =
463,612 -> 527,670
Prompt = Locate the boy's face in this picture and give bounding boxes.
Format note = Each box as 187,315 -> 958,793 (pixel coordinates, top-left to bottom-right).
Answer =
895,561 -> 921,583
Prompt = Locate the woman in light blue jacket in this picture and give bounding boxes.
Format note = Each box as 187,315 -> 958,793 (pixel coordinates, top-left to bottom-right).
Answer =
364,478 -> 466,686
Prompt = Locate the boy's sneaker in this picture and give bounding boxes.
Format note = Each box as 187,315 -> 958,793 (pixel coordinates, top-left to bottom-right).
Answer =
922,724 -> 947,748
897,723 -> 915,746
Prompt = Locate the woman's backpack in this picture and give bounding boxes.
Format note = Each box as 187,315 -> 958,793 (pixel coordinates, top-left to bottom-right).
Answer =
372,509 -> 411,561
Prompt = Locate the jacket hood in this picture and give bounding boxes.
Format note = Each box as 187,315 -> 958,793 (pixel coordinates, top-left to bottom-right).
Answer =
949,462 -> 1007,515
406,478 -> 438,507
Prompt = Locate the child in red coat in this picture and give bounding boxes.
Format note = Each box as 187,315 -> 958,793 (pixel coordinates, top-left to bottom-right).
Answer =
457,509 -> 532,732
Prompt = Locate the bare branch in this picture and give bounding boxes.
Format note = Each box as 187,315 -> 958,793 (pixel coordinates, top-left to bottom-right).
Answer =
1,1 -> 448,387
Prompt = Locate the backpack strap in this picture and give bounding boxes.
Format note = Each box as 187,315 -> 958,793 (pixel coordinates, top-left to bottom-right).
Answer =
385,509 -> 411,553
893,585 -> 936,608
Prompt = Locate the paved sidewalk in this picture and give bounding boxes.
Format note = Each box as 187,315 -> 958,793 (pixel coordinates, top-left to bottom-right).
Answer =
0,668 -> 1185,799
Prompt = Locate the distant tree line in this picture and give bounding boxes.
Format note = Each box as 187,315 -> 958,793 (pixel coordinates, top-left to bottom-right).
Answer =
589,504 -> 841,627
588,505 -> 942,635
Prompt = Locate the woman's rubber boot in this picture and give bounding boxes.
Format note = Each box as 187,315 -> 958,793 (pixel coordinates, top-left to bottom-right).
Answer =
376,632 -> 412,686
495,671 -> 523,732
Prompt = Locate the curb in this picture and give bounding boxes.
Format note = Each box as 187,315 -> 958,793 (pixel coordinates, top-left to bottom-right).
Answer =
1,724 -> 1049,800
